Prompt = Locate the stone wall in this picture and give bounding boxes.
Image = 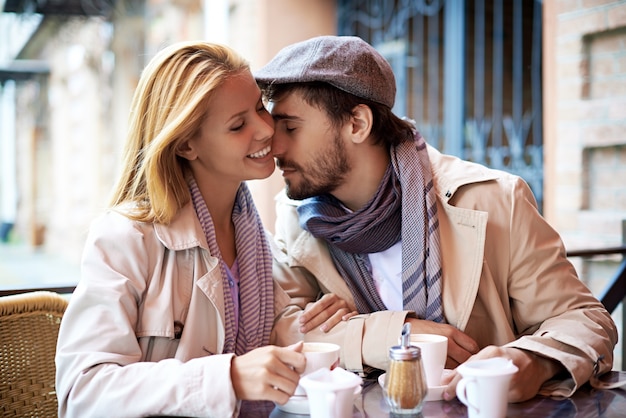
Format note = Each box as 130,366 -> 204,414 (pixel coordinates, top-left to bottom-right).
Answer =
544,0 -> 626,370
544,0 -> 626,249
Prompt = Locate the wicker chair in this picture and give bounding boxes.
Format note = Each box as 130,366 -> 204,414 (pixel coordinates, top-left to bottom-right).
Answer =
0,291 -> 68,417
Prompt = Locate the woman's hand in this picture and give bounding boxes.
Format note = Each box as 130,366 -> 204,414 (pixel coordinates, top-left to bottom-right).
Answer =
298,293 -> 358,333
231,342 -> 306,404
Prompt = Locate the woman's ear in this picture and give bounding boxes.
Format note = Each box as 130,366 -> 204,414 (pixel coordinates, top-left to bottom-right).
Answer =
348,104 -> 373,144
175,139 -> 197,161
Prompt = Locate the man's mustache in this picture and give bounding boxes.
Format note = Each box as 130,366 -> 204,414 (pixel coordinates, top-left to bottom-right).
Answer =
276,159 -> 299,171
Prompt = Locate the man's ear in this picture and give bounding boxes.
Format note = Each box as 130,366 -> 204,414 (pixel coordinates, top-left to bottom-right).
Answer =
348,104 -> 373,144
175,139 -> 197,161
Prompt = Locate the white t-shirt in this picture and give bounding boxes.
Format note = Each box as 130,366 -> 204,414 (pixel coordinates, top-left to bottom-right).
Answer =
368,240 -> 403,310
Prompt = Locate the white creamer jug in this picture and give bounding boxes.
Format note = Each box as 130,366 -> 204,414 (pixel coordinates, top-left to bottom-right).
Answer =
299,367 -> 362,418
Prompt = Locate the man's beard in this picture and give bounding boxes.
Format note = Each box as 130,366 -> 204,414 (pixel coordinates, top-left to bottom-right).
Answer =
279,133 -> 350,200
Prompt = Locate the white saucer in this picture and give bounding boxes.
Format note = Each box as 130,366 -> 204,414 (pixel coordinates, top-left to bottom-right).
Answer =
275,385 -> 363,415
424,383 -> 446,401
378,369 -> 453,402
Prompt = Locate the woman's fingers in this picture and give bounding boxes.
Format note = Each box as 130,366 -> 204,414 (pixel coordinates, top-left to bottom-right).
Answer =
231,346 -> 306,402
299,294 -> 353,333
319,309 -> 359,332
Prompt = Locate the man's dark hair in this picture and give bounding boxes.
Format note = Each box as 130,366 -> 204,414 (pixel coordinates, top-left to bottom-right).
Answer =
261,81 -> 415,148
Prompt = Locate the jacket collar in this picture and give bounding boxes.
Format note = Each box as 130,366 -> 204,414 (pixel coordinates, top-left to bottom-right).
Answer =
153,202 -> 209,251
426,144 -> 499,203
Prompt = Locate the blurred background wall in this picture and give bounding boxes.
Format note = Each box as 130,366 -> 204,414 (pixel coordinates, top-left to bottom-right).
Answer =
0,0 -> 336,259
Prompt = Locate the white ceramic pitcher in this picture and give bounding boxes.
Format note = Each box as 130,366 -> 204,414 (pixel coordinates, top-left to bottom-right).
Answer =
299,367 -> 362,418
456,357 -> 519,418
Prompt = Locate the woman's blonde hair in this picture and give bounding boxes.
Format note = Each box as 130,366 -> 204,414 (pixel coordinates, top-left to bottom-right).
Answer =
109,40 -> 249,224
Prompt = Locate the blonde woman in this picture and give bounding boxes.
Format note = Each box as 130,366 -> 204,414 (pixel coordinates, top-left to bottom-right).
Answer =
55,41 -> 306,417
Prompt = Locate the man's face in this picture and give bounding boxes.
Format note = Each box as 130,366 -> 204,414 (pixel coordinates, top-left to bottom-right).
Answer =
270,91 -> 351,200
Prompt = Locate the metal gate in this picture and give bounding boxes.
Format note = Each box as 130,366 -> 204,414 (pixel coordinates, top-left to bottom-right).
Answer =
338,0 -> 544,209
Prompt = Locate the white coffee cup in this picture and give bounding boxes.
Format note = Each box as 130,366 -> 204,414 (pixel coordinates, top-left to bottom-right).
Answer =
456,357 -> 519,418
302,341 -> 341,375
299,367 -> 362,418
410,333 -> 448,387
294,342 -> 341,396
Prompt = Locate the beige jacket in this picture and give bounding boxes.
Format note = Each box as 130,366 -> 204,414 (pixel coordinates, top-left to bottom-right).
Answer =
270,145 -> 618,398
56,203 -> 289,418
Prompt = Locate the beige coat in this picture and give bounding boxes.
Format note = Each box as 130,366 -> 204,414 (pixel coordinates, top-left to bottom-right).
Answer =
56,203 -> 289,418
270,145 -> 618,398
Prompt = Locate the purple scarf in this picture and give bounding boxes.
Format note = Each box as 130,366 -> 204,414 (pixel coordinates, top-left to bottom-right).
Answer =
189,176 -> 274,354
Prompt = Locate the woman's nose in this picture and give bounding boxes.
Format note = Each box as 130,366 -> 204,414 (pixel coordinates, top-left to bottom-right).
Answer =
257,112 -> 274,140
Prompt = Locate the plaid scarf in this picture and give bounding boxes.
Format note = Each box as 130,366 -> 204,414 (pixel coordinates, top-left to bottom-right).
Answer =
298,132 -> 445,322
188,176 -> 274,354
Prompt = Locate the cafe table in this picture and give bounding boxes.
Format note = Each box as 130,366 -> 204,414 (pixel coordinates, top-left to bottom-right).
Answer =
239,370 -> 626,418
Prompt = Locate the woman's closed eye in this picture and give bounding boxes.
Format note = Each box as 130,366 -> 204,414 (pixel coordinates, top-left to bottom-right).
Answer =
230,121 -> 245,131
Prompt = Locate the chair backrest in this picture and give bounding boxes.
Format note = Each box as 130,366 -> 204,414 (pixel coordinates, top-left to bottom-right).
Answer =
0,291 -> 68,417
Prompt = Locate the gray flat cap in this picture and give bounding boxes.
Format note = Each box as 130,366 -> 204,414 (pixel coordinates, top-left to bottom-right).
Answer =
254,35 -> 396,108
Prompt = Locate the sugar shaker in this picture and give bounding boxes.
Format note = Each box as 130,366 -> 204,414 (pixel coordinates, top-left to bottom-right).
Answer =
384,323 -> 428,414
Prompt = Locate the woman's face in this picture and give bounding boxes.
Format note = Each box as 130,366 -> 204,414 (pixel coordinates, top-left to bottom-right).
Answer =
181,69 -> 275,189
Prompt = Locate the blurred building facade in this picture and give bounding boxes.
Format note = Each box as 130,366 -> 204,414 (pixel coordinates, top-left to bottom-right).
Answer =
0,0 -> 336,261
0,0 -> 625,275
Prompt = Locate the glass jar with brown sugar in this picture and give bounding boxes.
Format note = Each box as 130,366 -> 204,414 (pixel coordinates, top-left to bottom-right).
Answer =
384,323 -> 428,414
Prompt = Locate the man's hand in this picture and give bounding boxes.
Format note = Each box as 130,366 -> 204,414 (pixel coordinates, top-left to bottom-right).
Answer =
405,318 -> 480,368
298,293 -> 358,333
231,342 -> 306,404
441,346 -> 564,403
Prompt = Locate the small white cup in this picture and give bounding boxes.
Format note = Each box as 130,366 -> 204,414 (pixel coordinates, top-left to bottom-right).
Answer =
299,367 -> 362,418
410,334 -> 448,387
294,342 -> 341,396
456,357 -> 519,418
302,342 -> 341,375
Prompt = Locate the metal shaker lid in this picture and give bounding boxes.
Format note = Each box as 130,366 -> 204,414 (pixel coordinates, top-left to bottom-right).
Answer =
389,344 -> 421,360
389,322 -> 421,360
